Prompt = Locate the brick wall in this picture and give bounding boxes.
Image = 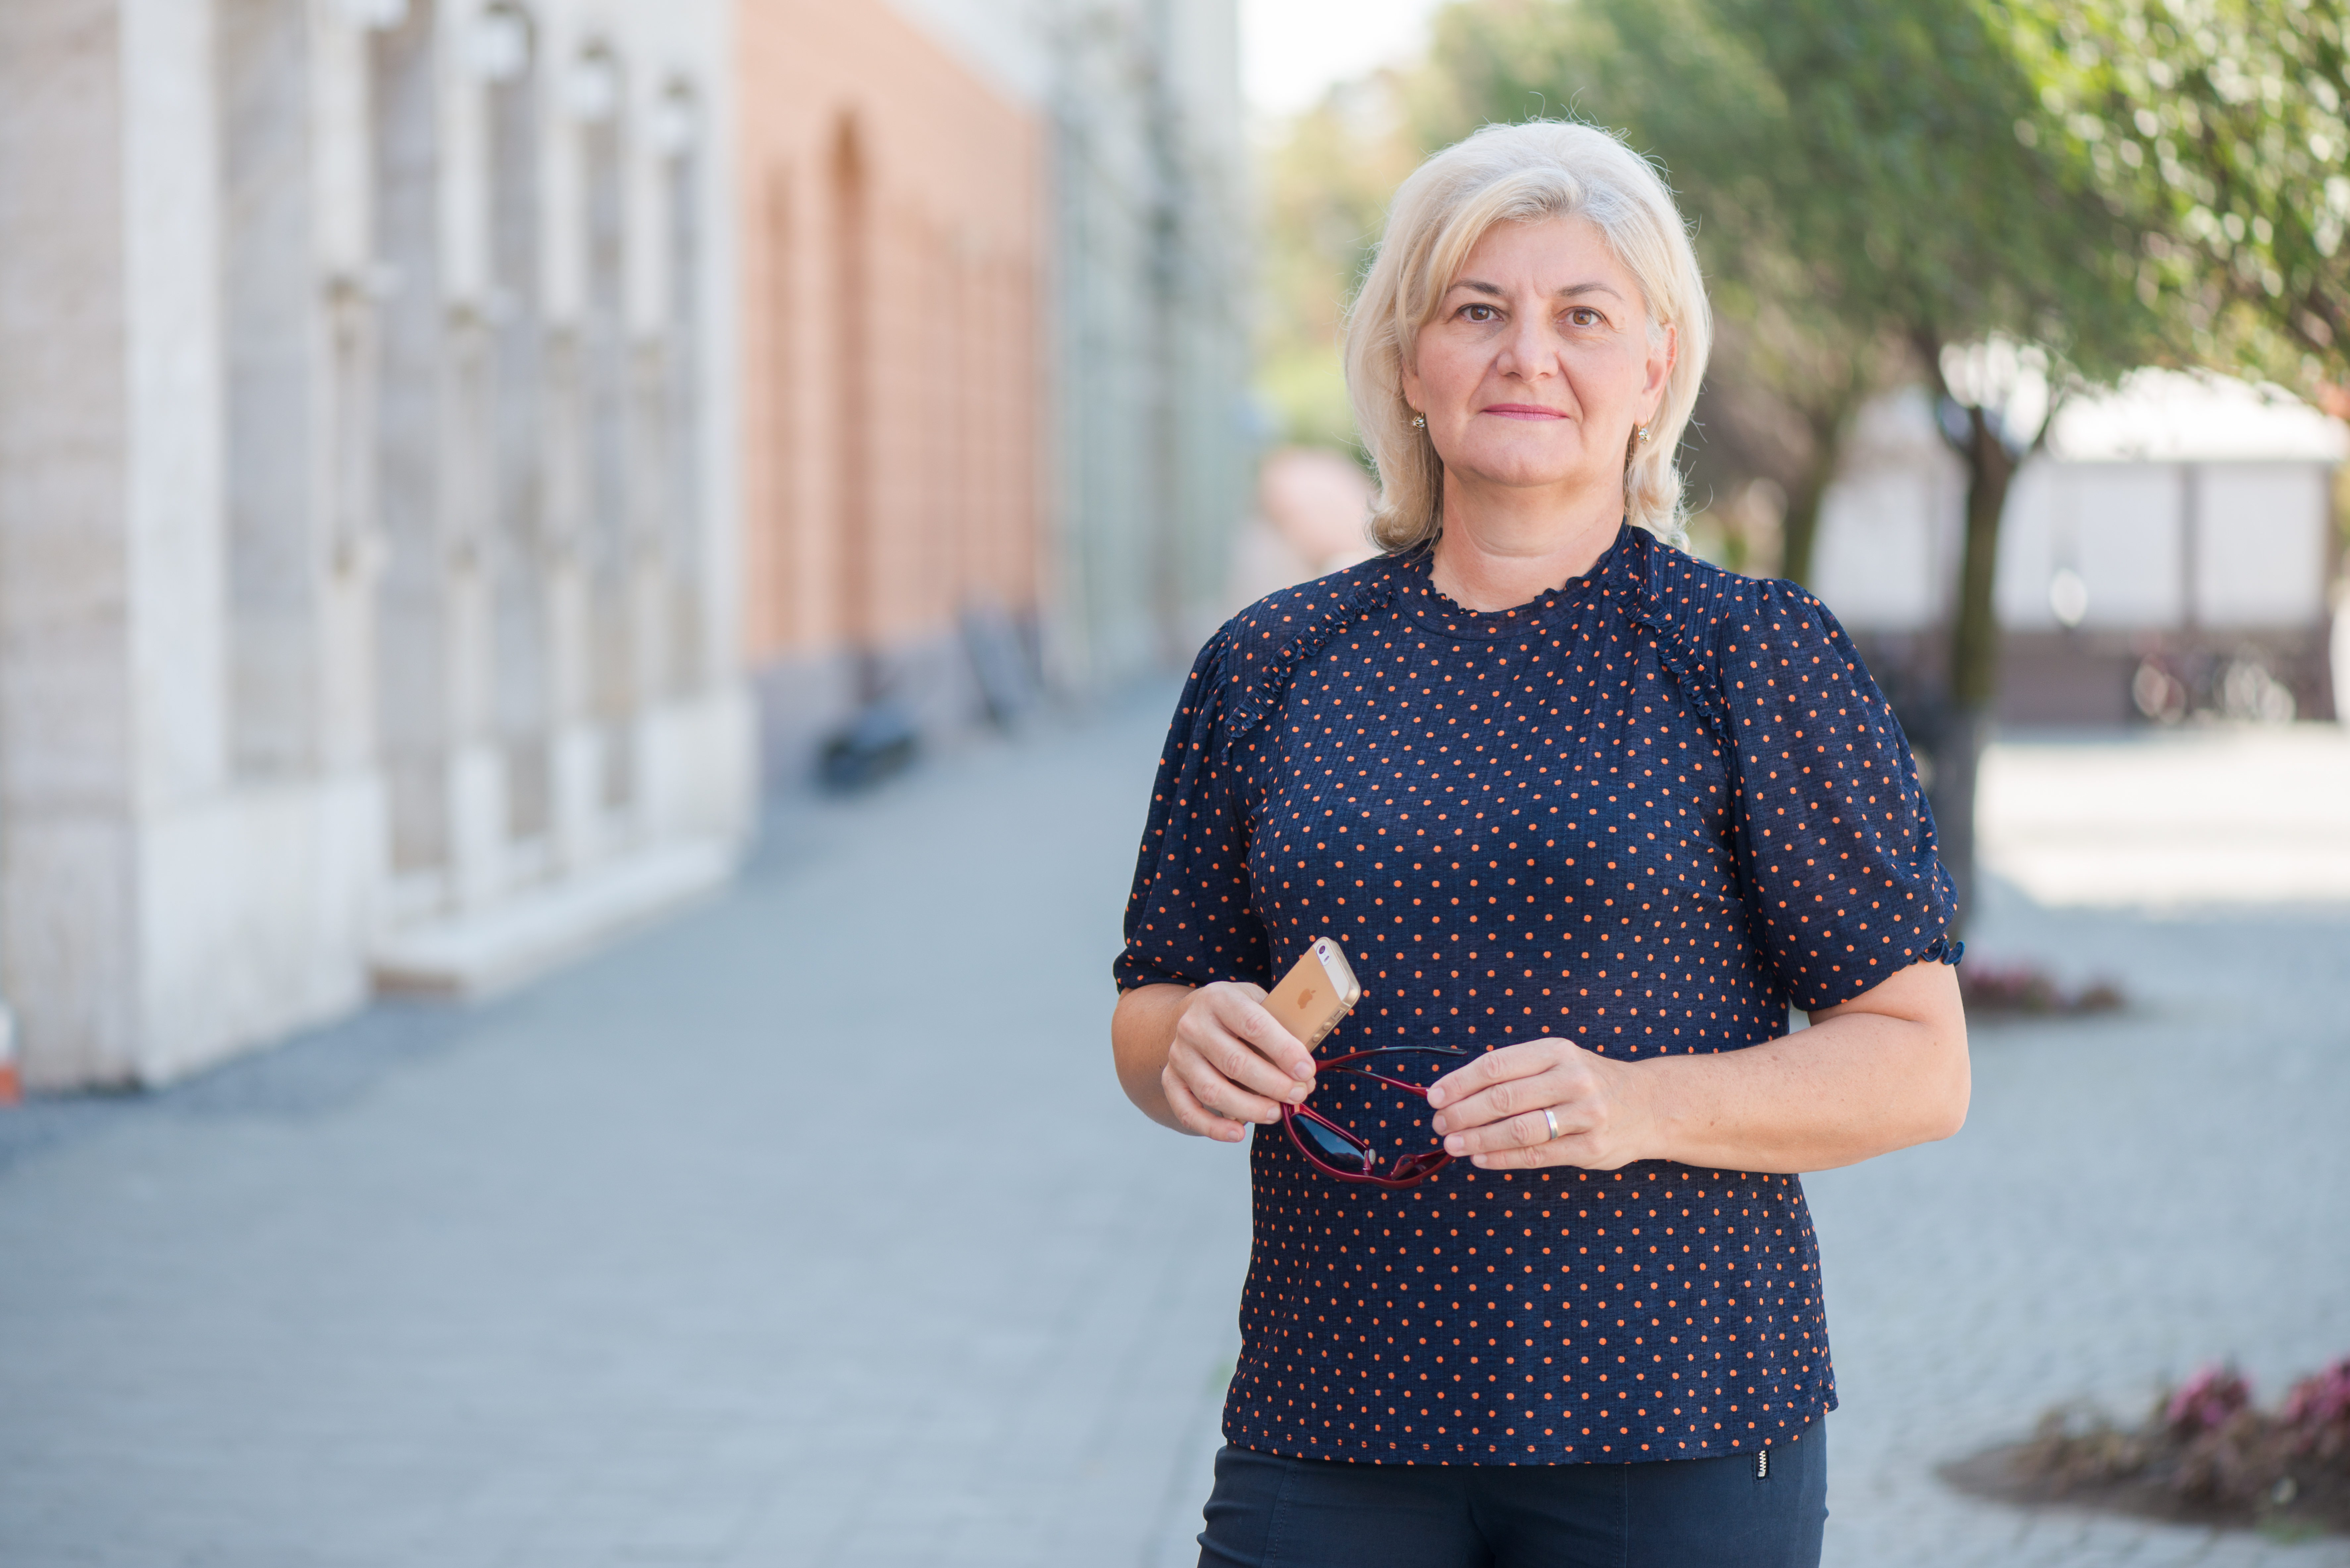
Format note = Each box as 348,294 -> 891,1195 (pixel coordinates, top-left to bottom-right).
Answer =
735,0 -> 1043,695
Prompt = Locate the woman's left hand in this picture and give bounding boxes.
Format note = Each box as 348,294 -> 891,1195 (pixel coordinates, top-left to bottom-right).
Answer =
1425,1039 -> 1658,1171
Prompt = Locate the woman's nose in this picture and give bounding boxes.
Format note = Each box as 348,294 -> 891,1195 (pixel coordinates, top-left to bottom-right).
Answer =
1494,312 -> 1557,378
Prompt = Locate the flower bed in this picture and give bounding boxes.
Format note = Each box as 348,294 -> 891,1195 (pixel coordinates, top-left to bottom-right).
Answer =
1944,1359 -> 2350,1541
1957,960 -> 2124,1017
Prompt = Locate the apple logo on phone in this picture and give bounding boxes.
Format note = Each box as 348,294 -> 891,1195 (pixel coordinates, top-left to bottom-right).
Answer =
1296,987 -> 1317,1010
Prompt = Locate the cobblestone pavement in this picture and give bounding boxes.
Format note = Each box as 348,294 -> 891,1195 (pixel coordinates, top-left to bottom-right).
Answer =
1,704 -> 2345,1567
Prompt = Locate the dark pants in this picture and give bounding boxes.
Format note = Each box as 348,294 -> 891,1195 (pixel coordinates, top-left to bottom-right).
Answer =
1195,1431 -> 1826,1568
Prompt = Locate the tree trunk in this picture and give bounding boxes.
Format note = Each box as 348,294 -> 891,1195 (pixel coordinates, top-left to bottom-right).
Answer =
1782,386 -> 1867,588
1779,445 -> 1834,588
1929,404 -> 2019,935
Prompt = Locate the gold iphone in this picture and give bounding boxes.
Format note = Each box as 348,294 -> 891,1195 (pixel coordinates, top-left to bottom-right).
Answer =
1265,936 -> 1362,1050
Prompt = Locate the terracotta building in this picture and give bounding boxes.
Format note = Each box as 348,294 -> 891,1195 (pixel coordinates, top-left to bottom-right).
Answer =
735,0 -> 1045,772
736,0 -> 1252,780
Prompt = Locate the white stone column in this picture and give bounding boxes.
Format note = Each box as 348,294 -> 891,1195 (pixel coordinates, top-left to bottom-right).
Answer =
314,5 -> 384,786
0,0 -> 146,1087
655,99 -> 706,701
436,1 -> 509,912
367,0 -> 454,893
220,0 -> 329,778
0,0 -> 232,1087
575,44 -> 638,840
480,3 -> 556,867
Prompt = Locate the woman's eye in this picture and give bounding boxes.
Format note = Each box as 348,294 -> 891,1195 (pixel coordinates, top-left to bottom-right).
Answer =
1567,307 -> 1603,328
1461,303 -> 1498,322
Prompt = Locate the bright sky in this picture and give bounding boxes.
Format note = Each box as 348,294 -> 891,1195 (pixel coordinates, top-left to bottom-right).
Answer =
1240,0 -> 1449,118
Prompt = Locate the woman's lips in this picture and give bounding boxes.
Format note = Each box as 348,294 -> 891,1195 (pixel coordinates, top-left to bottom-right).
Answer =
1479,403 -> 1569,420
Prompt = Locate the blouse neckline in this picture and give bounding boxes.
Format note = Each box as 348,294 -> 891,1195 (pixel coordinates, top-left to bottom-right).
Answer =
1389,522 -> 1632,640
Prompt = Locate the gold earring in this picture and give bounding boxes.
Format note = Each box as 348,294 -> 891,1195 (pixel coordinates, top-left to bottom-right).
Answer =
1411,414 -> 1426,429
1636,423 -> 1650,445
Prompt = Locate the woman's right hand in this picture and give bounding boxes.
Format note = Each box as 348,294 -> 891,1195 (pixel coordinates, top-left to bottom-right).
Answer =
1114,981 -> 1320,1141
1161,982 -> 1319,1141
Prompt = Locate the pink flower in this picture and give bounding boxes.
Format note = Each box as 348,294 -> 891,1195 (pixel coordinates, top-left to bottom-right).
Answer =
2278,1358 -> 2350,1444
2164,1364 -> 2251,1436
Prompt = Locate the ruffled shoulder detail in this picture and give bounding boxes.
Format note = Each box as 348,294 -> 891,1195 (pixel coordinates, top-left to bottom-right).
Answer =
1614,529 -> 1961,1000
1609,526 -> 1772,739
1216,554 -> 1412,747
1615,527 -> 1903,751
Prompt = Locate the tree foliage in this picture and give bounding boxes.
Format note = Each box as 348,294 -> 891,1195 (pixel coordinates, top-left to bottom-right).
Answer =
1254,85 -> 1421,451
2006,0 -> 2350,393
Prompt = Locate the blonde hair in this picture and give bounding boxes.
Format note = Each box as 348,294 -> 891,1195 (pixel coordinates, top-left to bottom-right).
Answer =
1344,120 -> 1712,550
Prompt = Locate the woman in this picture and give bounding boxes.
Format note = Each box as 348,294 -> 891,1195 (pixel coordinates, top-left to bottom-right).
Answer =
1111,121 -> 1967,1567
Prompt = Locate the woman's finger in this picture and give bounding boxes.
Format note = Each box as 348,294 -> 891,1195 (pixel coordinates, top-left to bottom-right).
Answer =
1470,1136 -> 1575,1170
1425,1038 -> 1562,1109
1203,987 -> 1319,1084
1443,1101 -> 1582,1158
1472,1125 -> 1643,1173
1169,1041 -> 1285,1125
1177,1013 -> 1312,1107
1430,1056 -> 1592,1136
1436,1057 -> 1609,1147
1162,1067 -> 1248,1143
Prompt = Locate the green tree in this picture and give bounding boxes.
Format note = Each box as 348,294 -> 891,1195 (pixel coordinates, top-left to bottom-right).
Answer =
1679,267 -> 1897,585
1256,83 -> 1421,451
1430,0 -> 2169,927
2005,0 -> 2350,396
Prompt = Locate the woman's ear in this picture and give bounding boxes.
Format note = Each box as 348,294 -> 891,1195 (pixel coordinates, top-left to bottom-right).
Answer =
1644,322 -> 1677,402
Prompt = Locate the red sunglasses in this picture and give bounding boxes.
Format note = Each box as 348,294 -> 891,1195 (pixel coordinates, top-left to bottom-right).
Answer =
1279,1046 -> 1470,1190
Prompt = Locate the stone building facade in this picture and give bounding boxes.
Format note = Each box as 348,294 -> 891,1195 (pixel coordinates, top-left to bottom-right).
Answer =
0,0 -> 754,1090
0,0 -> 1250,1092
1043,0 -> 1254,688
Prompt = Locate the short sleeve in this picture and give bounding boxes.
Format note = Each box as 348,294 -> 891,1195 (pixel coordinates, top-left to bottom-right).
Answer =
1113,629 -> 1273,993
1720,582 -> 1959,1012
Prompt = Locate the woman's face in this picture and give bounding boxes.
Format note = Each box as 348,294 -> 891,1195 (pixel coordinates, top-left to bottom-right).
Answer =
1400,215 -> 1674,508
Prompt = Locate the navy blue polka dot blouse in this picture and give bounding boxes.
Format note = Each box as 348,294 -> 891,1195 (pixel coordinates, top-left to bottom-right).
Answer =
1115,523 -> 1959,1467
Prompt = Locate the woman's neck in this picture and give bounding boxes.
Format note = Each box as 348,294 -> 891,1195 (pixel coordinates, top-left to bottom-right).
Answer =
1427,472 -> 1622,612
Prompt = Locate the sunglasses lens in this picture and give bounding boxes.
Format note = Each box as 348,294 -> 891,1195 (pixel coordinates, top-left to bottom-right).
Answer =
1292,1114 -> 1371,1173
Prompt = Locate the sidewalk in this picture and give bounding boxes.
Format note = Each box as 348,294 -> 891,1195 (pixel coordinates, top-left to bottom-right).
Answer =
0,700 -> 1245,1568
1981,725 -> 2350,908
1,700 -> 2345,1567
